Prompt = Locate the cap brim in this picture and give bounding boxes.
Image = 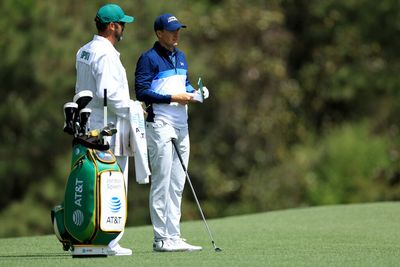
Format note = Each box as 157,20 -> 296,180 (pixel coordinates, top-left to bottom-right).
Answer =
165,23 -> 186,31
120,15 -> 134,23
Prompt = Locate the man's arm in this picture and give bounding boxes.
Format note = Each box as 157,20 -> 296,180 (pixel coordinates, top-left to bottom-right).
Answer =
185,75 -> 196,93
135,54 -> 171,104
135,54 -> 194,105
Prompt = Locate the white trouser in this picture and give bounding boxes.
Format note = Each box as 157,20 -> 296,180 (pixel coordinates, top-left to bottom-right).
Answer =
146,121 -> 189,241
108,155 -> 129,249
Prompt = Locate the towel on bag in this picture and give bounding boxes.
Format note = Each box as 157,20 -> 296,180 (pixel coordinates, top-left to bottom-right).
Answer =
114,100 -> 150,184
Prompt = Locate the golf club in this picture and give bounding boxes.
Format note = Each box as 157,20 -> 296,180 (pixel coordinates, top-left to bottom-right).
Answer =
63,102 -> 78,135
73,90 -> 93,111
99,122 -> 117,139
69,90 -> 94,137
103,88 -> 108,145
79,108 -> 91,135
171,138 -> 222,252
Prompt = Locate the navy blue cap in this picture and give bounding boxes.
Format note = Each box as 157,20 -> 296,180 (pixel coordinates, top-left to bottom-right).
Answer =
154,13 -> 186,31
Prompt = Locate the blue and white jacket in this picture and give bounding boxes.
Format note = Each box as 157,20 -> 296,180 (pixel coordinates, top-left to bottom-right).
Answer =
135,41 -> 195,128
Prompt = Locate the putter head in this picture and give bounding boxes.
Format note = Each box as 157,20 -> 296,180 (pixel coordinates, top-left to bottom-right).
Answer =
215,247 -> 222,252
73,90 -> 93,110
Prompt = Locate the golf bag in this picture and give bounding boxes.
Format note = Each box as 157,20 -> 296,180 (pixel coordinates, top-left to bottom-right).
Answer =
51,90 -> 127,252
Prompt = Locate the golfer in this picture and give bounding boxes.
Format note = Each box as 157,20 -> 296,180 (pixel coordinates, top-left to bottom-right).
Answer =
134,13 -> 208,252
75,3 -> 134,256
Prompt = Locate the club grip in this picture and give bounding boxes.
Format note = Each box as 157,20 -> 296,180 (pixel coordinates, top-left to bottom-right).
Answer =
171,138 -> 187,171
103,89 -> 107,107
103,88 -> 108,131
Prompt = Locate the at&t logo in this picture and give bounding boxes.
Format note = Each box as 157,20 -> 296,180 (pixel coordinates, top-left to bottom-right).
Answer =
73,209 -> 84,226
109,196 -> 121,213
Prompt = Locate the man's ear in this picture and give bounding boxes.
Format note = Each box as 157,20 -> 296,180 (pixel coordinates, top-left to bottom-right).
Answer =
109,22 -> 117,31
155,30 -> 162,39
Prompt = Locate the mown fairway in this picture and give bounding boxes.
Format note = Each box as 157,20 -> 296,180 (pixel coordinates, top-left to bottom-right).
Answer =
0,202 -> 399,267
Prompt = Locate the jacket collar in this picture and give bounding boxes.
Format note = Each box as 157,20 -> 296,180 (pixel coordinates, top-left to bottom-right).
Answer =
94,35 -> 120,56
153,41 -> 178,58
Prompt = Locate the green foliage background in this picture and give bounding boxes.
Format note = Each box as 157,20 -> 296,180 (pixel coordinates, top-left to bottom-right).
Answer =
0,0 -> 399,237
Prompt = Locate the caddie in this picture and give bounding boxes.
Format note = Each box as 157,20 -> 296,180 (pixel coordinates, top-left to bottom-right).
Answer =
74,3 -> 134,256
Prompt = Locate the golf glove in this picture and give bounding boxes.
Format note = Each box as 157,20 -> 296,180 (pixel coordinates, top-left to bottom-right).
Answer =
201,86 -> 209,100
190,86 -> 210,103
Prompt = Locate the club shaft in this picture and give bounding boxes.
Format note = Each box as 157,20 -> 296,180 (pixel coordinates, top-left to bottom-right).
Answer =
171,139 -> 217,247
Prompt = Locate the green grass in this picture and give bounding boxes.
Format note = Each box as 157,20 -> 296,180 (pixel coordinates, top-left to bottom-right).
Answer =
0,202 -> 399,266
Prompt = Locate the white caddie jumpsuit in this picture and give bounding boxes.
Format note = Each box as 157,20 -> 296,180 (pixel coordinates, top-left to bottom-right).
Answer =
75,34 -> 131,249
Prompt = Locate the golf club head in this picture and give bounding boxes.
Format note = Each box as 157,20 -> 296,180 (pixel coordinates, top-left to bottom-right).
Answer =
98,122 -> 117,144
103,122 -> 117,134
63,102 -> 78,135
73,90 -> 93,110
79,108 -> 91,135
100,127 -> 117,137
106,122 -> 115,129
212,241 -> 222,252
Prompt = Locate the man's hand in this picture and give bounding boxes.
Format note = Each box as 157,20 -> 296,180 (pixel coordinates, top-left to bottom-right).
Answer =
171,93 -> 194,105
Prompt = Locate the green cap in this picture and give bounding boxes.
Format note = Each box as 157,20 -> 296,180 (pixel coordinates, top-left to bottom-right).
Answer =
96,4 -> 134,24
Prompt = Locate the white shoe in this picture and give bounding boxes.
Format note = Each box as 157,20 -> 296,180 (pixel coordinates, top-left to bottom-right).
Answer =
108,244 -> 132,256
153,239 -> 174,252
170,238 -> 202,252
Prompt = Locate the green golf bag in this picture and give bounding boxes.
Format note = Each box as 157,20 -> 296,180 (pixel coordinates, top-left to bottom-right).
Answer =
51,89 -> 126,253
51,136 -> 127,250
